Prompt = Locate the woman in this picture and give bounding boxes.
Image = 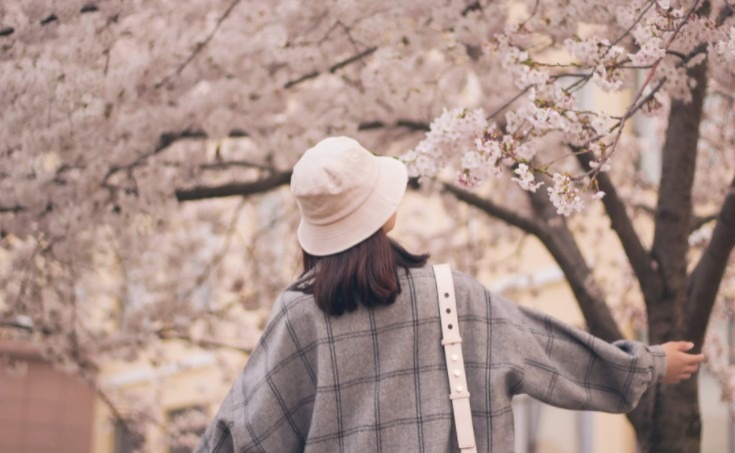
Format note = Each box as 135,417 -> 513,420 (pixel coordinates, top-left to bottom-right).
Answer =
196,136 -> 704,452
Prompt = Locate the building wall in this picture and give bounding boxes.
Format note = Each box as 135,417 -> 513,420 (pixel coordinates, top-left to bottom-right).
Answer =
0,340 -> 95,453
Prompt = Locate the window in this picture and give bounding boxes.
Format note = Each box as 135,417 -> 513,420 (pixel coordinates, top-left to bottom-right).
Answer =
114,420 -> 140,453
167,405 -> 208,453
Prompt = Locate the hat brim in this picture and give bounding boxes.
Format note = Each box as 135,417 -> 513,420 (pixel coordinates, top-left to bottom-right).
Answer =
297,156 -> 408,256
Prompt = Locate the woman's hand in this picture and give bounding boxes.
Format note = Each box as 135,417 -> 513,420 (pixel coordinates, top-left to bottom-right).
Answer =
661,341 -> 706,384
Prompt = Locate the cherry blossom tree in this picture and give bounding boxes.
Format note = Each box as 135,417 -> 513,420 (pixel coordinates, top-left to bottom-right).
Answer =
1,0 -> 734,451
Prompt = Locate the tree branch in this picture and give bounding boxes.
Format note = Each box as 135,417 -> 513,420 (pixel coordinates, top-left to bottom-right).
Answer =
690,213 -> 718,233
91,382 -> 148,449
443,181 -> 624,342
103,127 -> 249,185
200,160 -> 277,172
527,187 -> 624,342
154,0 -> 242,89
358,119 -> 430,132
80,4 -> 99,14
442,183 -> 544,236
575,152 -> 663,304
284,46 -> 377,89
157,330 -> 252,354
0,320 -> 34,333
175,171 -> 292,202
40,14 -> 58,26
632,203 -> 716,234
0,205 -> 25,214
649,23 -> 710,342
686,177 -> 735,342
103,128 -> 208,184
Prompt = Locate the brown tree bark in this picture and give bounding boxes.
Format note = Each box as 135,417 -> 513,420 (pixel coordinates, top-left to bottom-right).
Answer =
638,37 -> 710,452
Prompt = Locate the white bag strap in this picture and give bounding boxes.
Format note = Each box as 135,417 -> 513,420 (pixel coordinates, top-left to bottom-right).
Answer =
433,264 -> 477,453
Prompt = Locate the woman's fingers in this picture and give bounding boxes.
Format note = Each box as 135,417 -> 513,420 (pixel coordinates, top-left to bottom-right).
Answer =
686,353 -> 706,364
674,341 -> 695,352
661,342 -> 707,384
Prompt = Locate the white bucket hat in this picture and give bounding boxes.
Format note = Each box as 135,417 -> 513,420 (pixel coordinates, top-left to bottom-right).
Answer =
291,136 -> 408,256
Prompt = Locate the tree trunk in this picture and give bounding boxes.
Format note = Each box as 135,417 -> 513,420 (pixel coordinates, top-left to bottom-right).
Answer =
649,378 -> 702,452
627,301 -> 704,453
633,23 -> 710,449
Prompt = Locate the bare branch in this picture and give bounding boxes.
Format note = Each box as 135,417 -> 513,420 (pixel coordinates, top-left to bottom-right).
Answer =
528,185 -> 624,342
284,47 -> 377,89
358,119 -> 430,132
157,330 -> 252,354
519,0 -> 540,28
0,320 -> 33,333
92,382 -> 147,449
80,4 -> 99,14
686,178 -> 735,342
639,201 -> 720,233
0,205 -> 25,214
154,0 -> 243,89
690,213 -> 718,233
443,179 -> 622,341
487,85 -> 533,121
40,14 -> 59,26
175,171 -> 292,202
442,183 -> 544,236
177,199 -> 247,307
103,128 -> 207,184
200,160 -> 277,172
717,1 -> 734,25
575,151 -> 663,304
462,1 -> 483,16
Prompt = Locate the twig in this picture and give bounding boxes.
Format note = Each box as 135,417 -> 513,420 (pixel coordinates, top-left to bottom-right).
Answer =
174,170 -> 291,202
178,198 -> 247,304
0,205 -> 25,213
200,160 -> 277,172
157,330 -> 252,354
103,129 -> 207,185
284,47 -> 377,89
584,0 -> 703,182
154,0 -> 242,89
519,0 -> 541,29
486,85 -> 533,120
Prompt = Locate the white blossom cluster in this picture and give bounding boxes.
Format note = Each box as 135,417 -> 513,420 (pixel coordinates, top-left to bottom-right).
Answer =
547,174 -> 584,216
512,164 -> 543,192
564,37 -> 627,92
717,26 -> 735,64
405,73 -> 616,215
495,35 -> 551,90
403,108 -> 492,179
404,99 -> 613,215
404,0 -> 732,217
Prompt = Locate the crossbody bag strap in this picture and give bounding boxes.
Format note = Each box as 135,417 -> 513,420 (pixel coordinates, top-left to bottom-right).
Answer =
433,264 -> 477,453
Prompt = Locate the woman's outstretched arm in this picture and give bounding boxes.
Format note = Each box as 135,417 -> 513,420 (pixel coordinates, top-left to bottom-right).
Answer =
490,293 -> 703,413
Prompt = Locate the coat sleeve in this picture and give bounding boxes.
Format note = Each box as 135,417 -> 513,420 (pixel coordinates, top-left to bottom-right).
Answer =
195,294 -> 317,452
491,293 -> 666,413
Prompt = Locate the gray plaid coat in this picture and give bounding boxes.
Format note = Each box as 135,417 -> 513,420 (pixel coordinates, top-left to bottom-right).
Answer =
196,266 -> 665,452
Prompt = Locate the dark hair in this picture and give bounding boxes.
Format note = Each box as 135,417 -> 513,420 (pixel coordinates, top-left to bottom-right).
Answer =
290,230 -> 429,315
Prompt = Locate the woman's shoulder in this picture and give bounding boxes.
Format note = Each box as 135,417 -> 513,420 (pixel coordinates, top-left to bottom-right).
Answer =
399,263 -> 487,293
262,287 -> 320,328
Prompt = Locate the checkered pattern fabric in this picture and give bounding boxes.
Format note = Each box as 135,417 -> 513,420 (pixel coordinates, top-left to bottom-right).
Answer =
196,266 -> 665,452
